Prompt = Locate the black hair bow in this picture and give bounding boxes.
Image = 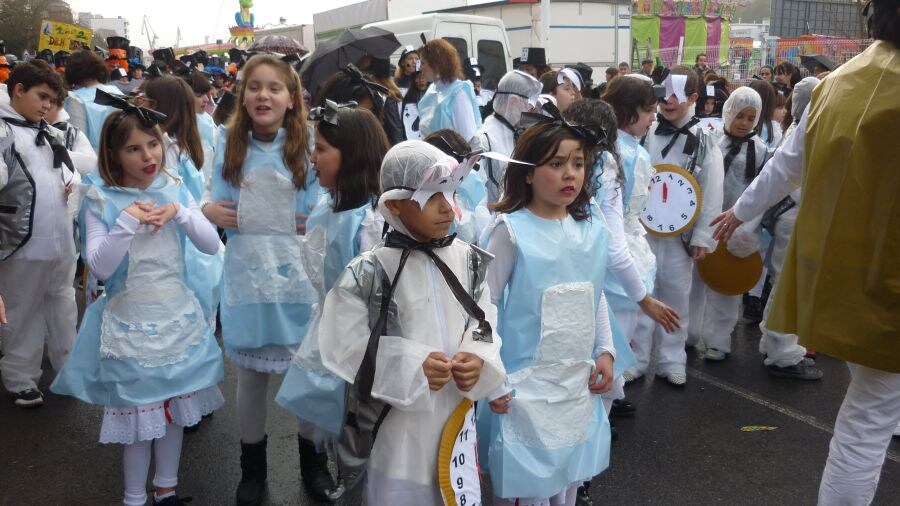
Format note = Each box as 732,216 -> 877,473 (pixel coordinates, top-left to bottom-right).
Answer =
519,102 -> 605,149
308,99 -> 358,125
95,89 -> 167,127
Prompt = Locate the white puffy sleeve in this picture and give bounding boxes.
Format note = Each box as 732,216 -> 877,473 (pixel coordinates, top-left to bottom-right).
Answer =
733,110 -> 807,222
69,129 -> 97,175
593,292 -> 615,359
599,166 -> 648,302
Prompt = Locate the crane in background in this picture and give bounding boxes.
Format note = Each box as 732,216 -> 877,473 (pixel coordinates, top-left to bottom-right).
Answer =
141,15 -> 158,50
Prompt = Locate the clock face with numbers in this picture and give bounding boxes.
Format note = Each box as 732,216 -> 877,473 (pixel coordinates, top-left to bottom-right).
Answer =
438,399 -> 481,506
640,164 -> 703,237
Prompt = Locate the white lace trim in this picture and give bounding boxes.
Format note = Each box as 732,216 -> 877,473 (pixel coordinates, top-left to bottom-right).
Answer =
99,386 -> 224,444
226,345 -> 295,374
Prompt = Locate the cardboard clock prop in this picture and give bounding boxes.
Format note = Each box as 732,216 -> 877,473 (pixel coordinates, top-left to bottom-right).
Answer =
640,164 -> 703,237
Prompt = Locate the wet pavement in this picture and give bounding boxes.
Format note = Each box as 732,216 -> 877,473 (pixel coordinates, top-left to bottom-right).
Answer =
2,319 -> 899,505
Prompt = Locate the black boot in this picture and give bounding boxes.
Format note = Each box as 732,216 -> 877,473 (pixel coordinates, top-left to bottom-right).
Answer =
236,436 -> 267,506
298,435 -> 339,501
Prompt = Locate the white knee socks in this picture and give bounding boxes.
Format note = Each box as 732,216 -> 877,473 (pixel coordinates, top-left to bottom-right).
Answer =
122,426 -> 184,505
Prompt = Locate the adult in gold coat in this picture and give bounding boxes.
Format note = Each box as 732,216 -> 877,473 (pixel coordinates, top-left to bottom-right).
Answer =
710,0 -> 900,502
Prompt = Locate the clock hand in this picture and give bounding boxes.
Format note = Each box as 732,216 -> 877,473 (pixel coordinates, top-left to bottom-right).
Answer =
662,182 -> 668,203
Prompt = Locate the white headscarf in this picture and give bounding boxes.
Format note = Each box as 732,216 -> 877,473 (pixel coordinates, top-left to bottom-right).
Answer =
492,70 -> 542,127
722,86 -> 763,132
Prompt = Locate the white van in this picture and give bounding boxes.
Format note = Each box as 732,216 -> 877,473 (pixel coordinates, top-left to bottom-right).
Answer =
363,13 -> 512,90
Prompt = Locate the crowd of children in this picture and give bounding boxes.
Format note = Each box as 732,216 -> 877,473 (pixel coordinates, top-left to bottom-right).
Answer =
0,4 -> 897,504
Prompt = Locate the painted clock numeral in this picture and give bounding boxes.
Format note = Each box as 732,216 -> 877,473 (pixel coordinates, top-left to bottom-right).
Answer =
640,164 -> 703,238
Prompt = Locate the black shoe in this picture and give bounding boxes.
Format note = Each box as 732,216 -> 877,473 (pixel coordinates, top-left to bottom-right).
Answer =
609,399 -> 636,418
743,294 -> 763,323
299,435 -> 341,501
609,419 -> 618,441
576,484 -> 594,506
154,494 -> 193,505
236,436 -> 267,506
767,363 -> 823,380
11,388 -> 43,408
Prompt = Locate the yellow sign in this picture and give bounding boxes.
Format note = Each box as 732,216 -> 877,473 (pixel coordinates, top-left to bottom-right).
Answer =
37,20 -> 93,53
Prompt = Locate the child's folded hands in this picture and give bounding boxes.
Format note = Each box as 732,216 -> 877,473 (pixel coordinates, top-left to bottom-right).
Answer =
423,351 -> 453,391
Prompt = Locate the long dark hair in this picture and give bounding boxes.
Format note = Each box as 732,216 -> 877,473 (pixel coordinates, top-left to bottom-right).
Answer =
316,108 -> 389,212
143,75 -> 204,169
748,79 -> 777,144
223,55 -> 309,190
492,123 -> 594,221
564,99 -> 623,193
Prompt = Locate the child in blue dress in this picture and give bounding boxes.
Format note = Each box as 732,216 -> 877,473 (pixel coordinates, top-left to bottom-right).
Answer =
51,101 -> 225,506
275,101 -> 389,500
480,120 -> 616,505
143,76 -> 224,327
201,54 -> 321,506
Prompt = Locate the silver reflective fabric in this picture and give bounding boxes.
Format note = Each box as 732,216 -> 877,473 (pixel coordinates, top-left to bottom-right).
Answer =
0,120 -> 35,261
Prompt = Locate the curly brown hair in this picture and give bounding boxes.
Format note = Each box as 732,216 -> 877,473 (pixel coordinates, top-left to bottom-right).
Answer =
418,39 -> 463,82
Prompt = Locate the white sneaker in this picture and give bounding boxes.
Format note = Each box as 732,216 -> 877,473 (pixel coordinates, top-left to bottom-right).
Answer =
704,348 -> 727,361
665,371 -> 687,386
622,367 -> 644,383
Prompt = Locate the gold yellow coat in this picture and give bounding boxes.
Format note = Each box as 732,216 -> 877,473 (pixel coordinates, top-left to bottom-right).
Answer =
768,41 -> 900,372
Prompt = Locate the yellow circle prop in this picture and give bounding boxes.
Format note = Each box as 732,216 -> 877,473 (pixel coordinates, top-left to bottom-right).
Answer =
641,164 -> 703,238
697,244 -> 764,296
438,398 -> 480,506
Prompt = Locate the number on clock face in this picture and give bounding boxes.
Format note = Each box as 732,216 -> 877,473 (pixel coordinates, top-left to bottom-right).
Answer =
640,166 -> 702,237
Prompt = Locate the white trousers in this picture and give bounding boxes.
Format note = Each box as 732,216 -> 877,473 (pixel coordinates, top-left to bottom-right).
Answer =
622,307 -> 656,374
688,270 -> 741,353
633,236 -> 693,375
819,363 -> 900,506
0,257 -> 77,392
758,207 -> 806,367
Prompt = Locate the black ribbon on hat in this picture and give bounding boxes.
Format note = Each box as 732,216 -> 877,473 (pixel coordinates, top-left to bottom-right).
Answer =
654,114 -> 700,158
356,230 -> 493,403
2,117 -> 75,178
724,133 -> 757,182
307,99 -> 357,125
345,63 -> 390,97
519,101 -> 605,149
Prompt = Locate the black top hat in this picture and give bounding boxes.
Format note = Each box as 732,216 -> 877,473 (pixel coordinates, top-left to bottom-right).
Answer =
107,36 -> 130,51
228,48 -> 247,69
179,53 -> 195,66
127,46 -> 143,61
464,57 -> 483,81
152,48 -> 175,66
570,62 -> 593,85
110,67 -> 128,80
512,57 -> 521,69
37,49 -> 55,66
172,60 -> 191,78
53,51 -> 70,68
369,56 -> 391,79
519,47 -> 547,67
193,50 -> 209,66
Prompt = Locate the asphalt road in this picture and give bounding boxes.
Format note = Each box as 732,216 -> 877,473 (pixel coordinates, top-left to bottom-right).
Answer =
2,319 -> 899,505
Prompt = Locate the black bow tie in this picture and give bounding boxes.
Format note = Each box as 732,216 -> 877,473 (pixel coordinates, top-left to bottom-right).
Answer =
655,114 -> 700,158
384,230 -> 457,251
3,117 -> 75,176
724,134 -> 757,182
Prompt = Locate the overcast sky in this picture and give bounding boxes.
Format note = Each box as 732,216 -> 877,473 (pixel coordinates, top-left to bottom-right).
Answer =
66,0 -> 361,48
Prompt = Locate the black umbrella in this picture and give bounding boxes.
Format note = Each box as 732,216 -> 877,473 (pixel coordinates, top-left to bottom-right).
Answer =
799,54 -> 836,74
301,27 -> 400,97
336,27 -> 401,59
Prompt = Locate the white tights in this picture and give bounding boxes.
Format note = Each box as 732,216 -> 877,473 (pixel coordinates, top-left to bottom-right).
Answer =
122,426 -> 184,506
494,483 -> 579,506
236,365 -> 270,444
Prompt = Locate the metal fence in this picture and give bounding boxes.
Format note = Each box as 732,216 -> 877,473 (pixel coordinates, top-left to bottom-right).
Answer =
632,38 -> 873,86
